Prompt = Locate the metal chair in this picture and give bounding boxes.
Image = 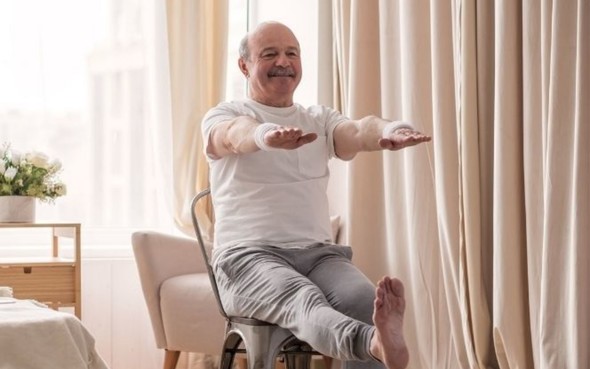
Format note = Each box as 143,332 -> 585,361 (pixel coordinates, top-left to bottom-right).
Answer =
190,188 -> 320,369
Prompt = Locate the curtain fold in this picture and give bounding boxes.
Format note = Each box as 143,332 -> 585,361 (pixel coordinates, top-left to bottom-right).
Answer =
334,0 -> 390,286
489,1 -> 531,367
332,0 -> 589,368
165,0 -> 228,237
534,1 -> 590,368
457,1 -> 495,367
333,1 -> 461,368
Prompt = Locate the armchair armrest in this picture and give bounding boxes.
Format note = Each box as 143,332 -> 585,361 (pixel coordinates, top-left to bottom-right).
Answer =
132,230 -> 212,348
132,230 -> 209,276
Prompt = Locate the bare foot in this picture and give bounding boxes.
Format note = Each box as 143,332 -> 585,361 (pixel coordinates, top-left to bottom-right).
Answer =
369,277 -> 409,369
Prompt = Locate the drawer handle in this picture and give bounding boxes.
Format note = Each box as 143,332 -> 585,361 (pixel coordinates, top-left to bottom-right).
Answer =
24,267 -> 32,274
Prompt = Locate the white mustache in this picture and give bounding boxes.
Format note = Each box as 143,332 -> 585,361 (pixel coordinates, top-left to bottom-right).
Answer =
268,68 -> 295,77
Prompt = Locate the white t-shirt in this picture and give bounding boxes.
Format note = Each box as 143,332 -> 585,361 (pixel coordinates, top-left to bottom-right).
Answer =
201,99 -> 347,251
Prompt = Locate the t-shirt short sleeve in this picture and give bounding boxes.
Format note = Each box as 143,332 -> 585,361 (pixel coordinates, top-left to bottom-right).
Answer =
306,105 -> 348,159
201,102 -> 249,161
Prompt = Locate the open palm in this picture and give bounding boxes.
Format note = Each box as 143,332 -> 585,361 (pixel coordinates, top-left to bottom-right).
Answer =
265,127 -> 318,150
379,128 -> 431,151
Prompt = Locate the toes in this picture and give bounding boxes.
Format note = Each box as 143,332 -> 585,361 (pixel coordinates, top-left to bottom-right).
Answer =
390,278 -> 405,298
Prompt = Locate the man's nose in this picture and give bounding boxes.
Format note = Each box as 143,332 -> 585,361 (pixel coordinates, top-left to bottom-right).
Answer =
275,53 -> 290,67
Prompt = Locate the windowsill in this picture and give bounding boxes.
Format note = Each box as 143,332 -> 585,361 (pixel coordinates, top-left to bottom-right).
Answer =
0,224 -> 187,259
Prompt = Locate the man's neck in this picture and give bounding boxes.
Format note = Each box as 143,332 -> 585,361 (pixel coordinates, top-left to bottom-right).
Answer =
249,94 -> 293,108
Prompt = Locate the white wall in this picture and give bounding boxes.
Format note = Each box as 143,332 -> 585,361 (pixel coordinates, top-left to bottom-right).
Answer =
82,258 -> 163,369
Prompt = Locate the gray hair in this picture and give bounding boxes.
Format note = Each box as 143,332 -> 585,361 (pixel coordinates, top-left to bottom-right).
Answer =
239,33 -> 250,60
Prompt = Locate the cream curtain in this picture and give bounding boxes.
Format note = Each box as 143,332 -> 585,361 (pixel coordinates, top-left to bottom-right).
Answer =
164,1 -> 228,368
332,1 -> 589,368
165,0 -> 228,237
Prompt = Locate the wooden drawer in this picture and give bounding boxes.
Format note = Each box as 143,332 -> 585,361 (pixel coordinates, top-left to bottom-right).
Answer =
0,265 -> 76,304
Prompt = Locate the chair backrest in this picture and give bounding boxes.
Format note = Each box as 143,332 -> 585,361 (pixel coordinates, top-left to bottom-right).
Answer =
190,188 -> 229,319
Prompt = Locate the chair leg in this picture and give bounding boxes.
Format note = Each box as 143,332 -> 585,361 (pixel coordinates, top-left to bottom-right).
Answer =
237,356 -> 248,369
285,352 -> 312,369
221,332 -> 243,369
163,350 -> 180,369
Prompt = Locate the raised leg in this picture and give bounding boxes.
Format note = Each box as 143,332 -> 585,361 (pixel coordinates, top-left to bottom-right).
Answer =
369,277 -> 409,369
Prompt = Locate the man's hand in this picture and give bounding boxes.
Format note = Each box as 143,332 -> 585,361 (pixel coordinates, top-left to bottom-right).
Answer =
379,128 -> 431,151
265,126 -> 318,150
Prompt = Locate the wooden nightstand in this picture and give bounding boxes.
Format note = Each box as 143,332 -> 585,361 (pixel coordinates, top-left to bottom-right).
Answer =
0,223 -> 81,318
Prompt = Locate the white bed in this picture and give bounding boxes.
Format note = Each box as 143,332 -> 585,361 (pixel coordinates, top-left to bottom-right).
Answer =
0,298 -> 109,369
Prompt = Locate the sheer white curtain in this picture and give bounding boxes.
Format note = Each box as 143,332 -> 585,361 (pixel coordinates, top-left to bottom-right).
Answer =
164,0 -> 228,238
163,1 -> 228,368
331,1 -> 589,368
522,1 -> 590,367
0,0 -> 175,250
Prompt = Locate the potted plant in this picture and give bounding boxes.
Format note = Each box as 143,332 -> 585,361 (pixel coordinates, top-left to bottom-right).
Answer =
0,143 -> 67,223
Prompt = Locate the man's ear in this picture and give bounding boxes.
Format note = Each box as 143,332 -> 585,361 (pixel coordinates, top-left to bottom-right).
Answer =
238,58 -> 249,78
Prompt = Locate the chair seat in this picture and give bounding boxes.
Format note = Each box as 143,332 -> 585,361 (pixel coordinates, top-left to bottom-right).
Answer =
160,273 -> 226,353
229,316 -> 276,326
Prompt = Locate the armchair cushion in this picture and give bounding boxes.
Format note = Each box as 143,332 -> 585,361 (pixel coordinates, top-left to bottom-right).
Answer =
160,273 -> 224,353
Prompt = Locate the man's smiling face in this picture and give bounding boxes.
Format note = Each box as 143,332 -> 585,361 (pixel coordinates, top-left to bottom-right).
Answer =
239,23 -> 302,107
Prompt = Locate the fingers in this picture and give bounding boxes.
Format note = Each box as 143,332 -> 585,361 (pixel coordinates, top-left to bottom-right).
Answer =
379,128 -> 431,151
298,132 -> 317,145
268,126 -> 303,140
378,137 -> 416,150
265,127 -> 317,149
395,128 -> 431,141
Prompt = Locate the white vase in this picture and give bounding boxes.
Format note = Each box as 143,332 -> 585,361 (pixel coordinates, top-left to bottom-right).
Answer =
0,196 -> 36,223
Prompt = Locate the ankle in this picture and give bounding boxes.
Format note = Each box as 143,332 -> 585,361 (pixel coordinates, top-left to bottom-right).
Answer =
369,334 -> 383,363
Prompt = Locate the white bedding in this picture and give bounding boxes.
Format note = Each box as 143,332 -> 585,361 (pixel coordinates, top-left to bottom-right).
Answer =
0,298 -> 109,369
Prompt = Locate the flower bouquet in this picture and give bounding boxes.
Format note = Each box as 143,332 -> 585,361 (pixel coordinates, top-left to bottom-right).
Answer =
0,143 -> 67,202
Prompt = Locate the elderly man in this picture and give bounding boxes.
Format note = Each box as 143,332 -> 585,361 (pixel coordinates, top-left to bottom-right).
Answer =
201,21 -> 431,369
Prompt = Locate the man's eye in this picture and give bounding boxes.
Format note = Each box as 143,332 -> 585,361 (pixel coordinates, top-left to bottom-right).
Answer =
262,53 -> 276,59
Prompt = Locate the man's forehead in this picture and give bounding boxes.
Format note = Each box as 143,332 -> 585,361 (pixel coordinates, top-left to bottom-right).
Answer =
250,25 -> 299,49
259,44 -> 300,53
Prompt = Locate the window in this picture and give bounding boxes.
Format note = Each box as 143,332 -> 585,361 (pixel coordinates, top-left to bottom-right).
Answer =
0,0 -> 326,253
0,0 -> 173,251
226,0 -> 249,100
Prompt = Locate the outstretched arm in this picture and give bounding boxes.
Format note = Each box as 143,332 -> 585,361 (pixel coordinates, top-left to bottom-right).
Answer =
333,116 -> 431,160
207,116 -> 318,159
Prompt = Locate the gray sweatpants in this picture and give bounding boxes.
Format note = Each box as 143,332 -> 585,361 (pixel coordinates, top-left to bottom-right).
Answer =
213,243 -> 385,369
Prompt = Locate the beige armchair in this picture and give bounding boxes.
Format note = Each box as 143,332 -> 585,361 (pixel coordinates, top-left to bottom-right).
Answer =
132,216 -> 341,369
132,231 -> 225,369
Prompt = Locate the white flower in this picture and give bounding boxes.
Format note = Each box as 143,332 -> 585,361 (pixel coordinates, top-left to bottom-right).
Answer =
48,159 -> 62,173
54,183 -> 67,196
4,167 -> 17,181
10,150 -> 22,165
26,151 -> 50,170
